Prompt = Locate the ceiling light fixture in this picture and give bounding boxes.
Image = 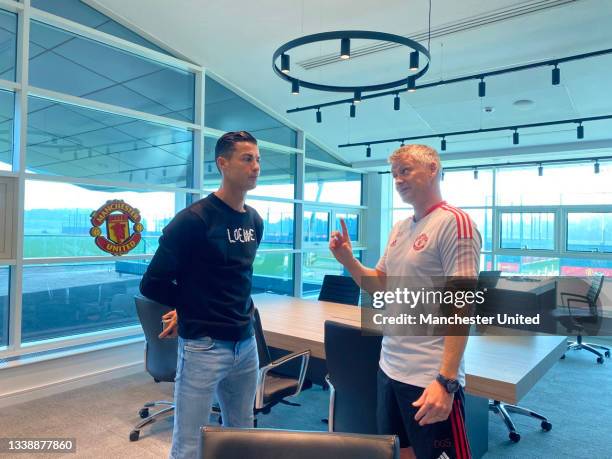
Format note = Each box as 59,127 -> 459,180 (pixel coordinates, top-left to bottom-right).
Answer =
409,51 -> 419,71
316,108 -> 322,123
394,93 -> 400,110
473,168 -> 479,180
291,80 -> 300,95
353,89 -> 362,104
594,160 -> 600,174
552,64 -> 560,85
441,137 -> 446,151
538,164 -> 543,176
340,38 -> 350,59
339,114 -> 612,150
478,77 -> 486,97
407,76 -> 416,92
577,123 -> 584,139
288,48 -> 612,115
273,31 -> 430,97
513,129 -> 520,145
366,145 -> 371,158
281,53 -> 290,74
350,103 -> 356,118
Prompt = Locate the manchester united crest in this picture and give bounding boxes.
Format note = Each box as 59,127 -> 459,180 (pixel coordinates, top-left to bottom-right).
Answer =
89,200 -> 143,255
413,233 -> 428,251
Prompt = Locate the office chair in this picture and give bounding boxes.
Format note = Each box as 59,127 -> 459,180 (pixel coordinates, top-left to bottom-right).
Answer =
557,274 -> 609,364
252,307 -> 312,423
476,272 -> 553,443
324,320 -> 382,434
130,294 -> 177,442
318,274 -> 360,306
199,427 -> 399,459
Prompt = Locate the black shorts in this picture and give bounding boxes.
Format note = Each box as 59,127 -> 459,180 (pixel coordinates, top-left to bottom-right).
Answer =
377,368 -> 471,459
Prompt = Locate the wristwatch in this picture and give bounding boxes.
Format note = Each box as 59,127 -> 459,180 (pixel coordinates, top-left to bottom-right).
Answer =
436,373 -> 460,393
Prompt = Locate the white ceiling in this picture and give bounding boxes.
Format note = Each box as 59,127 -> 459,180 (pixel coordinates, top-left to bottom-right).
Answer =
92,0 -> 612,167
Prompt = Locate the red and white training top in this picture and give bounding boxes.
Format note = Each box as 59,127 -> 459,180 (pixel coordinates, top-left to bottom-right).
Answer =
375,201 -> 482,388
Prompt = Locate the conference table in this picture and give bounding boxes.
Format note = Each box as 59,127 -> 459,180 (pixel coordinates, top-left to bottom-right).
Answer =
253,292 -> 567,458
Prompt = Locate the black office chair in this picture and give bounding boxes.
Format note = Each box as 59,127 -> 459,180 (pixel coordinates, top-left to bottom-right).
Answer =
476,272 -> 553,443
199,427 -> 399,459
324,320 -> 382,434
318,274 -> 360,306
130,294 -> 177,442
557,274 -> 610,364
252,307 -> 312,420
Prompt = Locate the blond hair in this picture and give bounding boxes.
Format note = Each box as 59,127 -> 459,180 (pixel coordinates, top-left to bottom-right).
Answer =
388,144 -> 441,177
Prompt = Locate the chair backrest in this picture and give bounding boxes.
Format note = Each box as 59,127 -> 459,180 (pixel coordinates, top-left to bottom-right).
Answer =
199,427 -> 399,459
318,275 -> 360,306
587,275 -> 605,306
477,270 -> 501,289
253,307 -> 272,369
325,320 -> 382,434
134,294 -> 177,382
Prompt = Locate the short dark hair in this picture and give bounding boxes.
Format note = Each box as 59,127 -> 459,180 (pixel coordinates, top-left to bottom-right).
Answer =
214,131 -> 257,163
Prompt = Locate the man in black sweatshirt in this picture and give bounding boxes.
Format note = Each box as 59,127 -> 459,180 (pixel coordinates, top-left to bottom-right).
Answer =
140,131 -> 263,459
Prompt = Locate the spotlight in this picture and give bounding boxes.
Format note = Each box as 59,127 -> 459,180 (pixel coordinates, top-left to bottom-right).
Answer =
340,38 -> 350,59
400,140 -> 405,147
538,164 -> 543,176
441,137 -> 446,151
394,93 -> 400,111
594,160 -> 600,174
366,145 -> 371,158
440,170 -> 445,181
350,103 -> 356,118
577,123 -> 584,139
407,76 -> 416,92
281,53 -> 290,74
473,168 -> 479,180
291,79 -> 300,95
513,129 -> 519,145
478,78 -> 486,97
552,64 -> 560,85
409,51 -> 419,71
353,89 -> 362,104
316,108 -> 322,123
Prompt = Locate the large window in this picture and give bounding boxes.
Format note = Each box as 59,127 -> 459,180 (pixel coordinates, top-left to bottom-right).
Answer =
0,90 -> 14,170
305,139 -> 345,165
31,0 -> 172,55
29,21 -> 195,122
500,212 -> 555,250
21,262 -> 140,343
26,96 -> 193,186
0,266 -> 8,347
205,75 -> 297,148
247,199 -> 294,249
0,8 -> 17,81
305,165 -> 362,205
567,212 -> 611,253
24,180 -> 187,258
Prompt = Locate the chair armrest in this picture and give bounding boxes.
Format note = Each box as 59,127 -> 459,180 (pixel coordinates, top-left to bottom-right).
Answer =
560,292 -> 588,303
256,350 -> 311,410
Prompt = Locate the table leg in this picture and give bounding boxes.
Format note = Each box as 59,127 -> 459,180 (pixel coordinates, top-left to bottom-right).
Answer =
465,393 -> 489,459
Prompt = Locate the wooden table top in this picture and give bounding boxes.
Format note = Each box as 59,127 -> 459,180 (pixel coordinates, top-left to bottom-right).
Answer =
253,293 -> 567,404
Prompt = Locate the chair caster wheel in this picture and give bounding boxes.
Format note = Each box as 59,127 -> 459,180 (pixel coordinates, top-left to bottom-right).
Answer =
541,421 -> 552,431
597,357 -> 604,364
253,418 -> 258,428
560,354 -> 566,359
605,351 -> 610,358
509,432 -> 521,443
129,430 -> 140,442
139,408 -> 149,419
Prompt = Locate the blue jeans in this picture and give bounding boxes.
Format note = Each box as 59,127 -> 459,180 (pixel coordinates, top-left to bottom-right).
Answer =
169,334 -> 258,459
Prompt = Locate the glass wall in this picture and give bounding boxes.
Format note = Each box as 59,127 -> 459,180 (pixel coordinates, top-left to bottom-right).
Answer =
0,266 -> 8,348
389,162 -> 611,276
1,1 -> 368,354
0,90 -> 14,170
0,8 -> 17,81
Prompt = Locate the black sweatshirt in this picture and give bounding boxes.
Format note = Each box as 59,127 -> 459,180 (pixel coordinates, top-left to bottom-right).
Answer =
140,193 -> 263,341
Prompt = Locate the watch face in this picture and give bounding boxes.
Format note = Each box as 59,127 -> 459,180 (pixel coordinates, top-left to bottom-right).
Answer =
447,380 -> 460,393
